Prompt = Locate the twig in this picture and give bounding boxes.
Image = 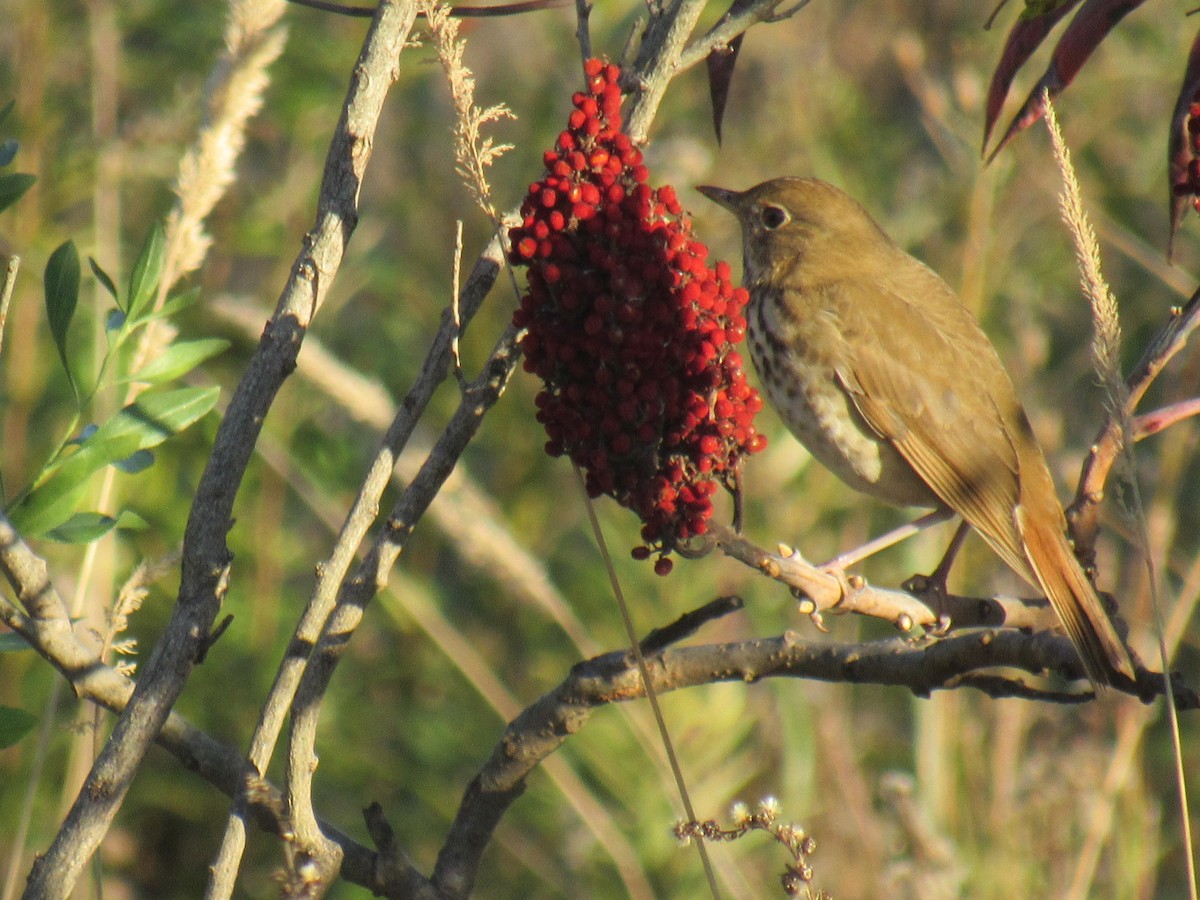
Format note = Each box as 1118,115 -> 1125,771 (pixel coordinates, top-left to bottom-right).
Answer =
639,595 -> 743,655
0,594 -> 408,896
0,255 -> 19,358
1050,97 -> 1195,899
1133,397 -> 1200,440
22,4 -> 422,898
210,289 -> 599,654
574,0 -> 592,60
624,0 -> 709,143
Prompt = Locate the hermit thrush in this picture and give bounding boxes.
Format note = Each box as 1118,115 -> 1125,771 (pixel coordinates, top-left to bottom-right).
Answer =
698,177 -> 1134,687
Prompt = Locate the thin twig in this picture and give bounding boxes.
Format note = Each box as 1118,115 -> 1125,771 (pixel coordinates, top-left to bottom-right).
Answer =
1133,397 -> 1200,440
574,0 -> 592,60
706,520 -> 1148,646
210,289 -> 599,654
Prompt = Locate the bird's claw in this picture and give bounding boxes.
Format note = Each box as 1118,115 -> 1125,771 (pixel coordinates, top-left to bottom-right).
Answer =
903,571 -> 953,634
822,562 -> 863,607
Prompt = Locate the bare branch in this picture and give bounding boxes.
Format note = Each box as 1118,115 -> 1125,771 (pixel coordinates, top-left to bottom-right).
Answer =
430,618 -> 1190,896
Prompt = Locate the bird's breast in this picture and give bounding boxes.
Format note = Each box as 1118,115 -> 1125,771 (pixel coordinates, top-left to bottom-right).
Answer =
747,286 -> 939,508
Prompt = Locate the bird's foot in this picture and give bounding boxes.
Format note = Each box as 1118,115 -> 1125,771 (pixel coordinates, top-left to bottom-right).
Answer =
780,542 -> 863,629
901,519 -> 970,634
901,572 -> 953,635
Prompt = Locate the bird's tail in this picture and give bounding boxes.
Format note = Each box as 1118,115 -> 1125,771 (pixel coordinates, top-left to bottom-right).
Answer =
1016,505 -> 1136,688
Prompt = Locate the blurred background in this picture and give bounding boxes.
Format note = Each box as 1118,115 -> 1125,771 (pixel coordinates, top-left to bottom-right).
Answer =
0,0 -> 1197,896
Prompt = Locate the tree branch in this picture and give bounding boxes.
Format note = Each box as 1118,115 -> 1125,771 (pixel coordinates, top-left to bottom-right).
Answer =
430,610 -> 1191,896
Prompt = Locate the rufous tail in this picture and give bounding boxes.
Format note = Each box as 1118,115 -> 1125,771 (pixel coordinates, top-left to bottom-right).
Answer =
1016,506 -> 1136,688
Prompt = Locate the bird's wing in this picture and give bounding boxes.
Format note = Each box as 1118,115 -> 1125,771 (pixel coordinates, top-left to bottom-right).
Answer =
830,268 -> 1035,582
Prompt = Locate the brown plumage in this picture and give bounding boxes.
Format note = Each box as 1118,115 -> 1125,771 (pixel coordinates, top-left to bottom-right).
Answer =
698,176 -> 1134,687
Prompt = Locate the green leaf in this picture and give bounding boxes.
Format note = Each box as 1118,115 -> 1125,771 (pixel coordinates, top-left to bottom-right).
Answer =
133,338 -> 229,385
0,172 -> 35,214
44,241 -> 80,386
88,257 -> 119,305
9,385 -> 220,537
106,308 -> 126,333
45,511 -> 118,543
0,632 -> 32,652
0,139 -> 17,167
0,705 -> 37,749
42,509 -> 146,543
0,99 -> 13,129
126,226 -> 165,323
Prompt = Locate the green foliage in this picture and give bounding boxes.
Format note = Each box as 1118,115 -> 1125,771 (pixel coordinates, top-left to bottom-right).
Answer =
4,223 -> 225,540
9,386 -> 218,537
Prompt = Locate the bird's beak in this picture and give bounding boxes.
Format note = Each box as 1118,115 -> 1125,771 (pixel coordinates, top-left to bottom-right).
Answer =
695,184 -> 741,212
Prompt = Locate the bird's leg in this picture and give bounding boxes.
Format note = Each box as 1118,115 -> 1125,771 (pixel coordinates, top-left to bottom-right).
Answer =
821,508 -> 955,571
902,519 -> 970,634
796,509 -> 955,628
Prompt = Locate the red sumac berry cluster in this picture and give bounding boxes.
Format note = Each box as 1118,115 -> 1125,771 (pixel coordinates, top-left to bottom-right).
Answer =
510,58 -> 766,574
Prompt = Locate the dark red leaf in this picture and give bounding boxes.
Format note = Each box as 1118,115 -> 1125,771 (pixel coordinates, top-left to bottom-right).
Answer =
982,0 -> 1081,154
708,34 -> 744,144
986,0 -> 1148,163
1168,26 -> 1200,258
705,0 -> 756,144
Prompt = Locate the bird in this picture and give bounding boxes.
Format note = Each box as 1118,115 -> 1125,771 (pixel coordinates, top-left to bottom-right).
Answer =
697,176 -> 1135,688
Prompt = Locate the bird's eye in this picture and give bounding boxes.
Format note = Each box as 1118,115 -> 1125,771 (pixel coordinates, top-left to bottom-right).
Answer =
760,204 -> 789,230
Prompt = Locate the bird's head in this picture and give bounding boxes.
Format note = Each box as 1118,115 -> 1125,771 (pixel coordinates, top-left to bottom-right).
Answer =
697,177 -> 890,286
